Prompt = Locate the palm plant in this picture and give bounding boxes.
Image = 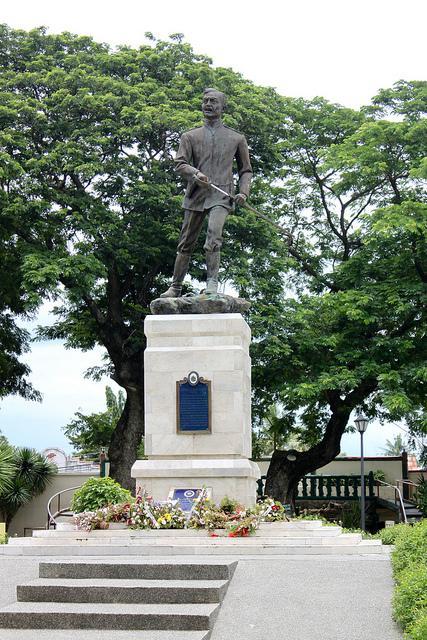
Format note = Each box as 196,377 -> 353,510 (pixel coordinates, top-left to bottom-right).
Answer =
0,443 -> 14,495
0,447 -> 57,528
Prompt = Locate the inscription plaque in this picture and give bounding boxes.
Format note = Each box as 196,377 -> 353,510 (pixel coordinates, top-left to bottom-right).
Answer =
176,371 -> 211,433
168,487 -> 213,511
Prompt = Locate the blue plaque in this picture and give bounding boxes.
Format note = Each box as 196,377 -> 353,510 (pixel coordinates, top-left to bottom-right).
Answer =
177,372 -> 211,433
171,488 -> 202,511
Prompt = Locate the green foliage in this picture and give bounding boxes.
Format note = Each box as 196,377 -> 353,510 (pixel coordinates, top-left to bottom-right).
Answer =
393,564 -> 427,630
251,81 -> 426,502
377,523 -> 409,545
392,519 -> 427,578
252,405 -> 308,458
0,440 -> 14,492
414,477 -> 427,517
220,496 -> 240,514
0,25 -> 286,483
406,612 -> 427,640
0,24 -> 425,490
391,519 -> 427,636
380,434 -> 410,456
71,477 -> 132,513
0,447 -> 57,527
341,502 -> 361,530
63,386 -> 125,456
373,469 -> 386,481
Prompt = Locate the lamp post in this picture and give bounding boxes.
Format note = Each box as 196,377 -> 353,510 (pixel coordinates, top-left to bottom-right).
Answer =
355,412 -> 369,531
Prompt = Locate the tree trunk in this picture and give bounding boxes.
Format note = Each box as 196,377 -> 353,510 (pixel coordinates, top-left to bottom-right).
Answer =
108,386 -> 144,491
264,451 -> 303,506
265,404 -> 352,507
264,381 -> 377,507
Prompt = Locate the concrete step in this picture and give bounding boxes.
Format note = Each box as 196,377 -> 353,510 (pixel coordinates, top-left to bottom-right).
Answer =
31,520 -> 328,538
26,525 -> 343,540
9,532 -> 357,546
255,525 -> 342,537
39,560 -> 237,581
0,632 -> 210,640
0,601 -> 220,630
0,539 -> 382,556
17,578 -> 228,604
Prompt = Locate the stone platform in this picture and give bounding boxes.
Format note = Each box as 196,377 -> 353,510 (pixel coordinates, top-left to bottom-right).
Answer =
133,313 -> 259,506
2,521 -> 385,557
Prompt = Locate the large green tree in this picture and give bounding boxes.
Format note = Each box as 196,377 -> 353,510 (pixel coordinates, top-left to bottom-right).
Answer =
251,81 -> 427,502
0,26 -> 284,488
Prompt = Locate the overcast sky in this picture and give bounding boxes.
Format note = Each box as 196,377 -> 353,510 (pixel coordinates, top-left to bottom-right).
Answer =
0,0 -> 424,456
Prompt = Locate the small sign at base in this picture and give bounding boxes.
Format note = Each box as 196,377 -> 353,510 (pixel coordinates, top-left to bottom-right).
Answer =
168,488 -> 212,512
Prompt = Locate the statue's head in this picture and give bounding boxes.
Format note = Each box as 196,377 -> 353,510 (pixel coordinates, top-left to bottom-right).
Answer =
202,88 -> 226,119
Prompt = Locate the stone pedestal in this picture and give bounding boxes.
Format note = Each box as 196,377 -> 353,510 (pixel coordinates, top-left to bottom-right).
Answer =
131,313 -> 260,506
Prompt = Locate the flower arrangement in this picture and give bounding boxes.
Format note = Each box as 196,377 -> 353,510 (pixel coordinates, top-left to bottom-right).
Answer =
188,493 -> 260,535
226,514 -> 258,537
127,493 -> 160,529
106,502 -> 132,523
154,501 -> 187,529
72,487 -> 287,536
255,497 -> 287,522
74,508 -> 110,531
187,495 -> 228,530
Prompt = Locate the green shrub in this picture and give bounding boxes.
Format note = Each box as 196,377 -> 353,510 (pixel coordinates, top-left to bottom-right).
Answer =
393,564 -> 427,629
414,476 -> 427,517
406,611 -> 427,640
71,477 -> 132,513
373,469 -> 386,482
392,519 -> 427,578
378,523 -> 409,545
341,502 -> 361,529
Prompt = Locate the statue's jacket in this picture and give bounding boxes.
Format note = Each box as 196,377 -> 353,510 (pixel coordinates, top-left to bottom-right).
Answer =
174,121 -> 253,212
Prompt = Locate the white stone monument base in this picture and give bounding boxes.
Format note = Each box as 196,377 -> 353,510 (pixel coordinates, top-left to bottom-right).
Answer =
132,458 -> 260,507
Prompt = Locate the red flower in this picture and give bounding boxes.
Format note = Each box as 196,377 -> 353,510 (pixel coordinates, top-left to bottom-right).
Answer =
209,533 -> 219,538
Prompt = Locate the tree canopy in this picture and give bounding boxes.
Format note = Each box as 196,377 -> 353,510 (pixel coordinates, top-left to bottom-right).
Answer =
252,82 -> 427,500
0,25 -> 285,486
0,25 -> 425,496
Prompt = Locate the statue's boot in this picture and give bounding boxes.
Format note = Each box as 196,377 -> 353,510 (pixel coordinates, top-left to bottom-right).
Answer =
160,252 -> 191,298
205,251 -> 221,295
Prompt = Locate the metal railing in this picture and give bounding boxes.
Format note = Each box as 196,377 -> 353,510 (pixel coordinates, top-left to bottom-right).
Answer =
375,480 -> 407,524
396,479 -> 419,502
47,486 -> 81,529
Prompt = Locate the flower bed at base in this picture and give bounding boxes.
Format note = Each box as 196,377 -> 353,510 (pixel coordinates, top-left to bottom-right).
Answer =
73,493 -> 287,536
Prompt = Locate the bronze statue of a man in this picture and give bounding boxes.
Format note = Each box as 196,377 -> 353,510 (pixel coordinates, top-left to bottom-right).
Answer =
161,88 -> 253,298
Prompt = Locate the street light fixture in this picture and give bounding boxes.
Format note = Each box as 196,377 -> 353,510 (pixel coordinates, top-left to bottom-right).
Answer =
355,412 -> 369,531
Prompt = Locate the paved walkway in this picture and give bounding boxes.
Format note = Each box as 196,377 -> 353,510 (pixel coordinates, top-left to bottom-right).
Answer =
211,554 -> 403,640
0,553 -> 402,640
